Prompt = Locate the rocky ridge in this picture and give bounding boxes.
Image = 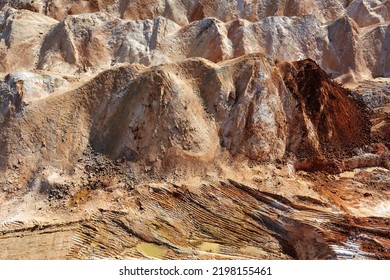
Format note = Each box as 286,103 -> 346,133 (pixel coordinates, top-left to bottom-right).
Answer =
0,1 -> 390,80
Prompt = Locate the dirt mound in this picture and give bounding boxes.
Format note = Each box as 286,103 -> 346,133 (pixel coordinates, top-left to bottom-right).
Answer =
0,54 -> 374,191
279,59 -> 371,159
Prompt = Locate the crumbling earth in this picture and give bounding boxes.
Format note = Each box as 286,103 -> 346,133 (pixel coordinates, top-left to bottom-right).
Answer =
0,0 -> 389,260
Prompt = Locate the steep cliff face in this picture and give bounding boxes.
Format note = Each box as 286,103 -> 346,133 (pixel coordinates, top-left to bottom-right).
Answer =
0,0 -> 389,260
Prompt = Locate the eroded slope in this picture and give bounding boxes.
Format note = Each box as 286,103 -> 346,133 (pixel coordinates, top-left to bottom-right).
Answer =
0,0 -> 389,260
